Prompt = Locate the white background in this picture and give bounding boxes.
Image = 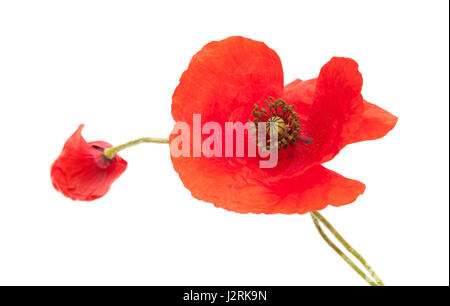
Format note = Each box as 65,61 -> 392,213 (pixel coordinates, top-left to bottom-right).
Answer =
0,0 -> 448,286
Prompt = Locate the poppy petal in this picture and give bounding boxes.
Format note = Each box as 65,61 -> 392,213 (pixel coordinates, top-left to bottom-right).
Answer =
305,57 -> 364,165
344,101 -> 398,145
172,36 -> 284,125
284,77 -> 397,153
171,151 -> 365,214
283,78 -> 316,119
272,165 -> 366,214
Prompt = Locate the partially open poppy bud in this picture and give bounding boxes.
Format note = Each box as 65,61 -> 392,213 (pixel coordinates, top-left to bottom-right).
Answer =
51,124 -> 127,201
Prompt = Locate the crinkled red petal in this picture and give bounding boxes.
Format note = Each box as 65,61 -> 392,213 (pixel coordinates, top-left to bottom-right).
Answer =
172,36 -> 284,125
284,65 -> 397,156
171,149 -> 365,214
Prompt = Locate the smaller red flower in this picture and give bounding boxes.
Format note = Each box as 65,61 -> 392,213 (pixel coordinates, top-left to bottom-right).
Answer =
51,124 -> 127,201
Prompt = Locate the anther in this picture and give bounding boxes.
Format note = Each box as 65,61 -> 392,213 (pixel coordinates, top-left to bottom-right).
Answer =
251,97 -> 313,150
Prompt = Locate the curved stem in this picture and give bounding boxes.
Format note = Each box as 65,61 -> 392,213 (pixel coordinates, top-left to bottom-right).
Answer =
104,137 -> 169,159
311,211 -> 384,286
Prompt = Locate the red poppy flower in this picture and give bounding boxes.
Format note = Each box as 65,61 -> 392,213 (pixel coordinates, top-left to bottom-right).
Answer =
51,124 -> 127,201
170,36 -> 397,214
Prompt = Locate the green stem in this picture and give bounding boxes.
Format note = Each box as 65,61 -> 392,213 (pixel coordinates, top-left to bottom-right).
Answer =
104,137 -> 169,159
311,211 -> 384,286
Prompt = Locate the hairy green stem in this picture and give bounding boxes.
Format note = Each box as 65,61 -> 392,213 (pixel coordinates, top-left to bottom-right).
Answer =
311,211 -> 384,286
104,137 -> 169,159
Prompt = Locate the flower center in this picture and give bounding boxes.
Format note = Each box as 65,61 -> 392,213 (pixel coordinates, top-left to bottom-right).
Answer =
251,97 -> 304,150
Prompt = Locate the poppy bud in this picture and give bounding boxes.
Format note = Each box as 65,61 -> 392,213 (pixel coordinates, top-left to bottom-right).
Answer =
51,124 -> 127,201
